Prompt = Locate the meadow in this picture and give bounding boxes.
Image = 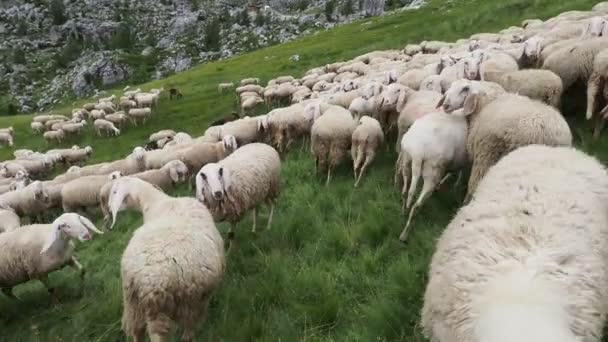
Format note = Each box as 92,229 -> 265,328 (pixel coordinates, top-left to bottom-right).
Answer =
0,0 -> 607,340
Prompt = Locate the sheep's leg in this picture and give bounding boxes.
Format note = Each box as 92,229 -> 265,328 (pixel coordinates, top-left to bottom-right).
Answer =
1,287 -> 18,300
149,333 -> 169,342
355,152 -> 375,188
454,171 -> 463,189
439,173 -> 452,187
593,113 -> 606,140
69,256 -> 86,281
326,167 -> 332,186
400,164 -> 443,242
132,329 -> 146,342
586,73 -> 601,121
266,204 -> 275,231
406,157 -> 423,210
38,275 -> 60,305
251,208 -> 257,233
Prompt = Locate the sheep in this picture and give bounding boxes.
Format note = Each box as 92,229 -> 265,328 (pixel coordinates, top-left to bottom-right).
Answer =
61,120 -> 87,135
132,160 -> 189,191
104,113 -> 129,127
120,99 -> 137,111
94,119 -> 120,137
397,63 -> 439,90
464,50 -> 519,83
43,129 -> 65,143
308,101 -> 358,184
0,132 -> 14,147
265,103 -> 317,152
134,94 -> 157,108
90,109 -> 106,120
584,48 -> 608,138
420,75 -> 444,93
240,96 -> 264,115
236,84 -> 263,95
124,88 -> 142,98
128,108 -> 152,125
421,145 -> 608,342
0,126 -> 14,136
8,159 -> 52,178
393,88 -> 443,151
404,44 -> 422,56
326,89 -> 364,109
396,111 -> 468,241
351,116 -> 384,187
240,78 -> 259,86
98,94 -> 116,103
214,116 -> 268,146
162,132 -> 192,148
61,171 -> 123,213
497,69 -> 563,107
196,143 -> 281,238
275,75 -> 295,84
31,122 -> 44,134
94,102 -> 116,114
0,181 -> 50,222
149,129 -> 176,143
98,147 -> 147,176
0,163 -> 28,179
103,177 -> 224,342
32,114 -> 52,123
162,136 -> 238,179
440,81 -> 572,201
0,212 -> 102,300
542,37 -> 608,91
0,204 -> 20,234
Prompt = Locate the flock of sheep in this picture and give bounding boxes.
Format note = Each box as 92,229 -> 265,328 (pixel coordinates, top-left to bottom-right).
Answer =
3,2 -> 608,341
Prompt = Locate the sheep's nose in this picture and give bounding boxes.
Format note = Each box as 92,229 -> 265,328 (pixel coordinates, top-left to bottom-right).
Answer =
82,233 -> 91,241
213,191 -> 223,200
442,102 -> 450,111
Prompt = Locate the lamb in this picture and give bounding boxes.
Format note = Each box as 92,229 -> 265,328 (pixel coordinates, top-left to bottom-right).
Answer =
0,204 -> 20,234
0,181 -> 50,222
97,147 -> 147,176
132,160 -> 189,191
61,171 -> 123,213
421,145 -> 608,342
240,78 -> 259,86
309,101 -> 358,184
43,129 -> 65,143
196,143 -> 281,238
61,120 -> 87,135
236,84 -> 263,95
90,109 -> 106,120
214,117 -> 268,146
240,96 -> 264,114
440,80 -> 572,201
497,69 -> 563,107
103,177 -> 224,342
128,108 -> 152,125
396,111 -> 468,241
95,101 -> 116,114
104,113 -> 129,127
0,213 -> 102,300
31,122 -> 44,134
351,116 -> 384,187
120,99 -> 137,111
94,119 -> 120,137
0,131 -> 14,147
162,135 -> 238,174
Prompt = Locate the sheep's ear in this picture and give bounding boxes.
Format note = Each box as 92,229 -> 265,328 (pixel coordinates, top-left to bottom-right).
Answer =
41,224 -> 63,254
396,90 -> 409,112
436,95 -> 446,109
219,167 -> 232,193
463,93 -> 480,116
108,182 -> 128,229
78,215 -> 103,234
169,167 -> 180,183
33,182 -> 44,200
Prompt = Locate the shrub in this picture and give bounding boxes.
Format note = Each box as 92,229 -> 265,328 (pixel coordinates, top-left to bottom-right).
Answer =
238,8 -> 250,26
49,0 -> 68,25
53,38 -> 82,68
12,48 -> 26,64
255,11 -> 266,26
325,0 -> 336,21
204,17 -> 221,51
342,0 -> 354,15
109,22 -> 134,51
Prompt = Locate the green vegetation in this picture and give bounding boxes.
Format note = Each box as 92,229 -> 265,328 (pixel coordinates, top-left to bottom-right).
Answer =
49,0 -> 68,25
0,0 -> 606,340
325,0 -> 336,21
204,17 -> 222,51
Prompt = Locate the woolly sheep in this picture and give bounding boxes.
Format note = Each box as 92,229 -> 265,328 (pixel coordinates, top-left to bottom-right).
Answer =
236,84 -> 263,95
309,101 -> 357,184
214,117 -> 268,146
149,129 -> 176,142
351,116 -> 384,187
120,99 -> 137,111
440,81 -> 572,200
422,145 -> 608,342
104,177 -> 224,341
43,129 -> 65,143
0,181 -> 50,222
0,132 -> 14,147
61,171 -> 123,213
162,132 -> 192,148
396,111 -> 468,241
90,109 -> 106,120
0,204 -> 20,234
398,63 -> 439,90
95,102 -> 116,114
104,113 -> 129,127
394,88 -> 443,151
498,69 -> 563,107
94,119 -> 120,137
31,122 -> 44,134
128,108 -> 152,125
132,160 -> 189,191
61,120 -> 87,135
240,96 -> 264,114
196,143 -> 281,237
240,78 -> 259,86
0,213 -> 102,300
584,48 -> 608,138
98,147 -> 147,176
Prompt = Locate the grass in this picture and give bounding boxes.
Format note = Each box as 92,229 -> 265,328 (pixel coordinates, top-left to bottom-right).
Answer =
0,0 -> 607,340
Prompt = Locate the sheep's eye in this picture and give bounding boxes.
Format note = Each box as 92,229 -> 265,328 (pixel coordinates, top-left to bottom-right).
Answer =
200,173 -> 207,180
218,168 -> 223,176
461,86 -> 470,93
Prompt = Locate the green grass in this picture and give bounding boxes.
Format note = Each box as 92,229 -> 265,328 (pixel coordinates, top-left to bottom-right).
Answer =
1,0 -> 607,340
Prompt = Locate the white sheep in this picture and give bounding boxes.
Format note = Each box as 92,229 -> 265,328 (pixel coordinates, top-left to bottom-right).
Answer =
120,99 -> 137,111
132,160 -> 189,191
440,80 -> 572,200
421,145 -> 608,342
498,69 -> 563,107
0,213 -> 102,300
31,122 -> 44,134
149,129 -> 176,142
196,143 -> 281,237
218,82 -> 236,93
43,129 -> 65,143
90,109 -> 106,120
94,119 -> 120,137
61,120 -> 87,135
396,111 -> 468,241
104,177 -> 224,342
128,108 -> 152,125
309,101 -> 358,184
240,78 -> 259,86
0,131 -> 14,147
351,116 -> 384,187
0,181 -> 50,223
584,48 -> 608,138
61,171 -> 123,213
98,147 -> 147,176
0,204 -> 20,234
104,113 -> 129,127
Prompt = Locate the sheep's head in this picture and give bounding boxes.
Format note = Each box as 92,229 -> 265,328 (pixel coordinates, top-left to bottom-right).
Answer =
222,135 -> 238,153
439,55 -> 458,73
85,146 -> 93,155
166,160 -> 189,183
468,39 -> 481,52
30,181 -> 50,204
105,177 -> 144,229
196,163 -> 231,204
304,100 -> 323,122
108,171 -> 123,180
584,17 -> 608,38
438,80 -> 480,116
40,213 -> 103,254
342,80 -> 356,92
523,36 -> 543,61
462,55 -> 482,81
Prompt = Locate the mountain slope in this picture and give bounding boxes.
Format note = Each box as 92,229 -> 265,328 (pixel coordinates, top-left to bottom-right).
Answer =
0,0 -> 605,340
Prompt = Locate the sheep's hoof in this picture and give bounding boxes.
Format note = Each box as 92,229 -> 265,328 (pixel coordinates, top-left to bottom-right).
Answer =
227,231 -> 235,240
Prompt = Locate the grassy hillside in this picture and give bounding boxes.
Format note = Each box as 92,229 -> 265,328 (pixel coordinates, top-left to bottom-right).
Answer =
0,0 -> 606,340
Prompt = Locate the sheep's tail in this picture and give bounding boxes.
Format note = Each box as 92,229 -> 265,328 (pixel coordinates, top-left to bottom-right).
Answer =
473,263 -> 576,342
354,138 -> 367,174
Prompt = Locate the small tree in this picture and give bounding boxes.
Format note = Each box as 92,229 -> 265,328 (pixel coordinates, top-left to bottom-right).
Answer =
325,0 -> 335,21
295,0 -> 309,11
238,8 -> 250,26
109,22 -> 134,50
341,0 -> 354,16
254,11 -> 266,26
16,20 -> 28,36
204,17 -> 221,51
49,0 -> 68,25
